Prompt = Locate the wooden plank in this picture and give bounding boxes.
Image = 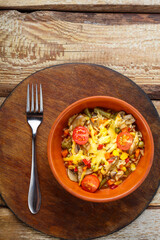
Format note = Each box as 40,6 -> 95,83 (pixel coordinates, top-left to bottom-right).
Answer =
0,207 -> 160,240
0,11 -> 160,99
152,100 -> 160,115
0,187 -> 160,208
0,97 -> 5,106
150,187 -> 160,207
0,0 -> 160,13
0,187 -> 160,207
1,98 -> 160,114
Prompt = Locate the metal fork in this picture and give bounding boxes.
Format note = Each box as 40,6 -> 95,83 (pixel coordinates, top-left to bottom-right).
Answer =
26,84 -> 43,214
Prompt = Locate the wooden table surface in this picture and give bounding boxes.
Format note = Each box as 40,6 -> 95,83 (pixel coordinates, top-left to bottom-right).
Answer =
0,3 -> 160,240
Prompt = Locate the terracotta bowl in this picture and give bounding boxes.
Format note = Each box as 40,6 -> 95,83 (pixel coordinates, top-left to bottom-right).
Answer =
47,96 -> 154,202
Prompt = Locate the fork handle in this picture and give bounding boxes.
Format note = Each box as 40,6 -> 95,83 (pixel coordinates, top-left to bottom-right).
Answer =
28,135 -> 41,214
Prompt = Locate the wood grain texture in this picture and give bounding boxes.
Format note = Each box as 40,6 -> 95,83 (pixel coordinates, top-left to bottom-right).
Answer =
0,11 -> 160,99
150,187 -> 160,207
152,101 -> 160,114
0,64 -> 160,240
2,97 -> 160,118
0,98 -> 159,208
0,196 -> 5,206
0,97 -> 5,106
0,0 -> 160,13
1,208 -> 160,240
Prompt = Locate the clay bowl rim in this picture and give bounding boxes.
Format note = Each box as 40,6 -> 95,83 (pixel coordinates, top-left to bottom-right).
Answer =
47,96 -> 154,202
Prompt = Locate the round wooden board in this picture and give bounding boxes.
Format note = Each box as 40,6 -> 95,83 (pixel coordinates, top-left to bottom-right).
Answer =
0,63 -> 160,240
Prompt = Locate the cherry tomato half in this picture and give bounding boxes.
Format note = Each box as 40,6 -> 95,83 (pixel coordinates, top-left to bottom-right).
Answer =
116,132 -> 133,150
81,175 -> 100,193
73,126 -> 89,145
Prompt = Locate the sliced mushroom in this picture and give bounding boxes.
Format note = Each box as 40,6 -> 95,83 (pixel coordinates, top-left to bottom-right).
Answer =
123,114 -> 135,125
115,114 -> 126,129
85,169 -> 93,175
104,157 -> 119,175
110,170 -> 117,178
71,114 -> 88,129
115,170 -> 124,181
129,141 -> 136,155
109,157 -> 119,172
74,143 -> 80,154
68,114 -> 78,126
140,149 -> 144,156
123,114 -> 134,120
129,132 -> 139,155
120,123 -> 127,129
67,169 -> 78,182
118,111 -> 126,117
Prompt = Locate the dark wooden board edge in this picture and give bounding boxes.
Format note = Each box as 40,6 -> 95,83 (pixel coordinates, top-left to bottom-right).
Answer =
1,63 -> 160,117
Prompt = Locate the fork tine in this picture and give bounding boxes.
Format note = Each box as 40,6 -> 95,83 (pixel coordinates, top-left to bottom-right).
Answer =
26,84 -> 30,112
40,84 -> 43,113
31,84 -> 34,112
35,84 -> 38,112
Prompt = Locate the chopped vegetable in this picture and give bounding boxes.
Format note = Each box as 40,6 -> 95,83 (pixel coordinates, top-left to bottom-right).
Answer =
107,179 -> 115,186
110,184 -> 118,190
82,159 -> 91,168
120,152 -> 129,160
97,144 -> 104,150
61,149 -> 68,158
63,129 -> 69,137
68,165 -> 75,170
130,163 -> 136,171
115,180 -> 122,185
138,141 -> 144,148
91,118 -> 95,123
67,169 -> 78,182
120,165 -> 127,172
115,127 -> 121,134
121,127 -> 128,132
74,167 -> 78,172
108,158 -> 114,164
99,178 -> 107,189
113,149 -> 119,157
105,152 -> 111,160
73,126 -> 89,145
62,107 -> 144,193
117,132 -> 133,150
84,108 -> 91,118
94,107 -> 111,118
101,167 -> 106,175
125,158 -> 130,163
71,114 -> 88,129
130,154 -> 135,159
81,175 -> 100,192
61,138 -> 72,149
115,170 -> 124,181
79,167 -> 87,185
99,119 -> 107,125
135,149 -> 140,158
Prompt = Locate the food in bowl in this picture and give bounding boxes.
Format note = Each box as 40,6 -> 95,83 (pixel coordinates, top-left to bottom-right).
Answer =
61,107 -> 145,193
